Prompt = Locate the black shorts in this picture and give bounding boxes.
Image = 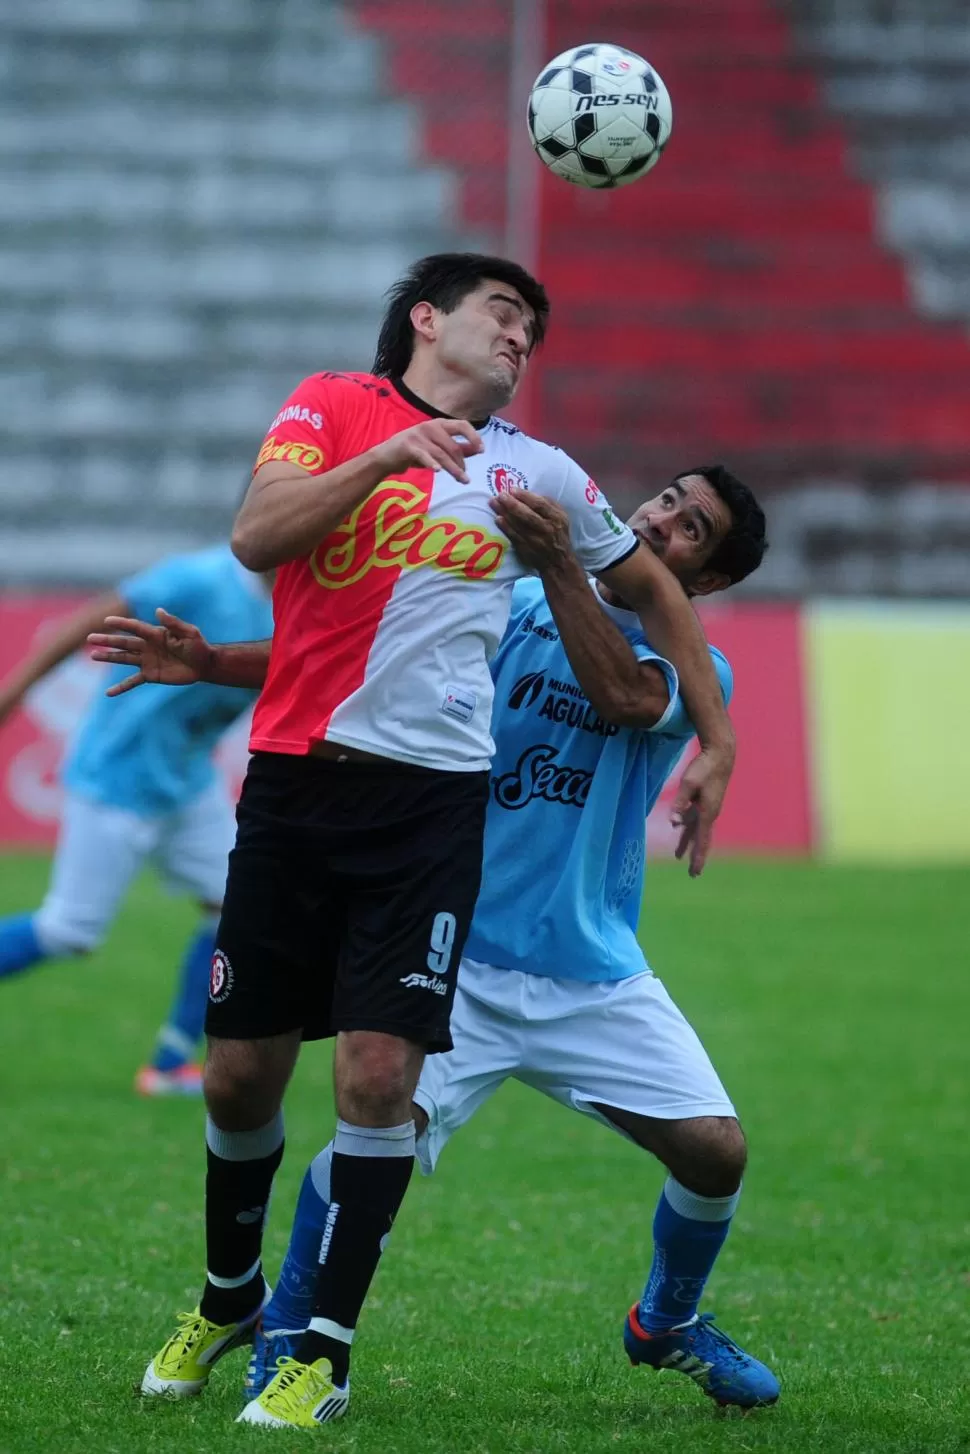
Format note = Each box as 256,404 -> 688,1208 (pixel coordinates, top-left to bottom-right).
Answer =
206,751 -> 489,1053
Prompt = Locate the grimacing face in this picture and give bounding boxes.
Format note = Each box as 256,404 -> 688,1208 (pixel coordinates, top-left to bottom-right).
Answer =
428,280 -> 535,409
628,473 -> 734,596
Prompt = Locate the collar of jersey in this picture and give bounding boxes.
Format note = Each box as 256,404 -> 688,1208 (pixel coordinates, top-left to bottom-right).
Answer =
390,376 -> 491,432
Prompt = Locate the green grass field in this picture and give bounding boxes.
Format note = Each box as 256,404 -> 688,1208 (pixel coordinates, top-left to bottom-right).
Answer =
0,854 -> 967,1454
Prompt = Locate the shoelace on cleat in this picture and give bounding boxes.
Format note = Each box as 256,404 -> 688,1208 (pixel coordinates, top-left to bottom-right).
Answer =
159,1312 -> 213,1366
247,1331 -> 298,1392
691,1314 -> 751,1367
262,1357 -> 333,1418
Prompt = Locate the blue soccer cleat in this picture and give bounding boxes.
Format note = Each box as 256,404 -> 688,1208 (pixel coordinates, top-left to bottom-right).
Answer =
244,1324 -> 305,1399
624,1305 -> 780,1409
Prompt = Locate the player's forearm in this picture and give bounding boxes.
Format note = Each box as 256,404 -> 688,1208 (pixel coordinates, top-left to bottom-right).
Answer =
203,641 -> 272,689
600,550 -> 734,754
539,556 -> 668,726
0,591 -> 124,704
231,448 -> 391,572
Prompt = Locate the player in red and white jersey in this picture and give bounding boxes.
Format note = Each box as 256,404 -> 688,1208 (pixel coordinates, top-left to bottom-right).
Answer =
140,253 -> 737,1430
247,371 -> 640,771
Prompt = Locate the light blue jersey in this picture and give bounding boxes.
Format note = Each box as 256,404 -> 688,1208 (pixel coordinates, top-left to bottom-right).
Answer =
64,546 -> 274,817
465,579 -> 733,981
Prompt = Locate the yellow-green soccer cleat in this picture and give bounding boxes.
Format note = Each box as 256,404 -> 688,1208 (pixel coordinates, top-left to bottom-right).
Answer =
141,1286 -> 269,1398
236,1356 -> 350,1428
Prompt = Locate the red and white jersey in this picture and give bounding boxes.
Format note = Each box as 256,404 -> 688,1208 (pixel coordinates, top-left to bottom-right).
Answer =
250,373 -> 638,771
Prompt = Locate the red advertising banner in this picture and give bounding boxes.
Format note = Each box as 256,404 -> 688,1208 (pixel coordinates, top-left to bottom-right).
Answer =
0,597 -> 92,847
0,597 -> 813,854
0,597 -> 252,848
647,602 -> 813,855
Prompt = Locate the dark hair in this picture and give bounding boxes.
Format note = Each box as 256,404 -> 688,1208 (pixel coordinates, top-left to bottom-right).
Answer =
373,252 -> 550,378
675,464 -> 768,584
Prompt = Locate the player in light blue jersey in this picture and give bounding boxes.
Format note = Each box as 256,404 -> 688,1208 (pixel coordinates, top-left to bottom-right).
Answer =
0,545 -> 274,1093
91,468 -> 776,1409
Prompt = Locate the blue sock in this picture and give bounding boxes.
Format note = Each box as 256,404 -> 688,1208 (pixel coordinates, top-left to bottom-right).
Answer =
638,1176 -> 740,1333
0,913 -> 47,980
151,919 -> 217,1071
263,1145 -> 333,1332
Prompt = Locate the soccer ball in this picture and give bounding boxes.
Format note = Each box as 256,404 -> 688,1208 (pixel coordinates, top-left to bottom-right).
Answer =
527,43 -> 672,189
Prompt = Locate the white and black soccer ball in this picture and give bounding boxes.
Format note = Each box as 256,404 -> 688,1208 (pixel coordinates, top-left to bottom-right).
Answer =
527,43 -> 672,189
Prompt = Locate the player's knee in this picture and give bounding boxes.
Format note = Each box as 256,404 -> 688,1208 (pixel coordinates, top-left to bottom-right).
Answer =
678,1118 -> 747,1198
647,1115 -> 747,1199
337,1034 -> 418,1125
711,1120 -> 747,1191
204,1071 -> 279,1131
203,1042 -> 282,1130
342,1064 -> 412,1125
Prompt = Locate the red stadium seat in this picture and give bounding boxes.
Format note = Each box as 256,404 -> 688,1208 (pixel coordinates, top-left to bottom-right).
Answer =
357,0 -> 970,476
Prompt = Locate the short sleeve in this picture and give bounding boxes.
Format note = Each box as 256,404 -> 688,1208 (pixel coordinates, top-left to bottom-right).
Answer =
253,373 -> 347,478
119,554 -> 204,623
545,452 -> 639,575
630,643 -> 680,734
653,645 -> 734,740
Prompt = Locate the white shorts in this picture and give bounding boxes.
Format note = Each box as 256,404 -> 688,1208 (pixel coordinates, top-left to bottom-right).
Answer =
34,783 -> 236,954
414,958 -> 735,1174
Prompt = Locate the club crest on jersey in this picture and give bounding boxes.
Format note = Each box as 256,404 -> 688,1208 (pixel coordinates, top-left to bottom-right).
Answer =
209,949 -> 234,1004
487,463 -> 528,497
311,478 -> 506,589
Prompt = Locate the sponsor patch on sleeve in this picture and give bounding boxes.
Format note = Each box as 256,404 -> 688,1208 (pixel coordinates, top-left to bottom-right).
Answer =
255,434 -> 325,472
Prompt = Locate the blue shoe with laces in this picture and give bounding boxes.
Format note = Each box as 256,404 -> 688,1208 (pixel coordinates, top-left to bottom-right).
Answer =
244,1324 -> 305,1399
624,1306 -> 780,1409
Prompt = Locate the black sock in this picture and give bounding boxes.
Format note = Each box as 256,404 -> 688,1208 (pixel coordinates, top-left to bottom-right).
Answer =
199,1113 -> 284,1324
296,1120 -> 415,1384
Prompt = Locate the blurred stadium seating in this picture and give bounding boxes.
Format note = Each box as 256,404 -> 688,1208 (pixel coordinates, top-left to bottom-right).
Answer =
533,0 -> 970,596
1,0 -> 968,597
803,0 -> 970,325
1,0 -> 968,856
0,0 -> 467,585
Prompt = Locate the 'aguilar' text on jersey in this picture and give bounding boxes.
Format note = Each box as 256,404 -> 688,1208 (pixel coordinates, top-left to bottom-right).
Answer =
464,580 -> 734,980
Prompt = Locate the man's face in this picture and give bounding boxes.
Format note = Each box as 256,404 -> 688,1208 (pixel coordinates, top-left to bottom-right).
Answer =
628,473 -> 734,595
426,280 -> 535,409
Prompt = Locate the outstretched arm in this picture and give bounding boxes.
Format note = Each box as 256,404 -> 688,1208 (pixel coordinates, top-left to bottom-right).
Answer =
596,541 -> 737,877
88,609 -> 272,695
491,490 -> 735,876
0,589 -> 125,728
595,548 -> 733,757
512,549 -> 671,729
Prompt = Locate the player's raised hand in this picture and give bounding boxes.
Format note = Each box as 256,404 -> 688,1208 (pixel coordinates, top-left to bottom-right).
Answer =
489,489 -> 573,572
670,742 -> 735,878
87,609 -> 214,696
375,419 -> 483,484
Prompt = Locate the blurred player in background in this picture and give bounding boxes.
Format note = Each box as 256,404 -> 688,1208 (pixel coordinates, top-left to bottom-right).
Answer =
94,467 -> 778,1411
0,545 -> 274,1094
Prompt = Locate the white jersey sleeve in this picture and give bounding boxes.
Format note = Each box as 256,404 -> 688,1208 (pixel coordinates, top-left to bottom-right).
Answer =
539,450 -> 639,576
